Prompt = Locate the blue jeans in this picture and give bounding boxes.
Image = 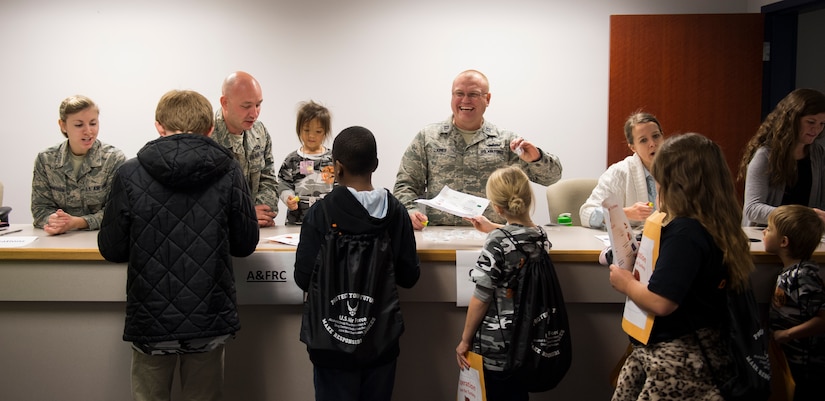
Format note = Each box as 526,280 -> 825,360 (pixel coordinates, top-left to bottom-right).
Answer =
313,359 -> 397,401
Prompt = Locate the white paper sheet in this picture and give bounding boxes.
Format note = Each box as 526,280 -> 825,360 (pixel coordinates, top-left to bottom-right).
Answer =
415,186 -> 490,218
0,236 -> 38,248
266,234 -> 300,246
602,194 -> 638,272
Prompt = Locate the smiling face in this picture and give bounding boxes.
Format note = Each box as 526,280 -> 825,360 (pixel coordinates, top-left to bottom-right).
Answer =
300,118 -> 326,153
450,71 -> 490,131
796,112 -> 825,146
628,121 -> 663,170
58,107 -> 99,156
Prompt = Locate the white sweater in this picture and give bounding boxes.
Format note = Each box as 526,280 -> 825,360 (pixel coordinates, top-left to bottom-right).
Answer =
579,153 -> 651,228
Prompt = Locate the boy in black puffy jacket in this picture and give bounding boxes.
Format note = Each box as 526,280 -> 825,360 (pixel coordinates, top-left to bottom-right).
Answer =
98,90 -> 259,401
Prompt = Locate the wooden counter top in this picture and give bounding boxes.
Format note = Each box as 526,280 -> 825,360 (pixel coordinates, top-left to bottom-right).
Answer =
0,224 -> 803,264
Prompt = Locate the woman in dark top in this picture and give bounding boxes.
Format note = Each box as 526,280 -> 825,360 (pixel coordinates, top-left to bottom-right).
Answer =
738,88 -> 825,226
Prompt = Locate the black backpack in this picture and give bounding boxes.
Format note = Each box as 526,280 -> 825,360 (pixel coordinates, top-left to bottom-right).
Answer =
695,280 -> 771,401
495,228 -> 572,392
299,200 -> 404,361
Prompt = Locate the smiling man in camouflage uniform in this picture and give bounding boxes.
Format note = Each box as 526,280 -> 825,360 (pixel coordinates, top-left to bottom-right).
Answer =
393,70 -> 563,229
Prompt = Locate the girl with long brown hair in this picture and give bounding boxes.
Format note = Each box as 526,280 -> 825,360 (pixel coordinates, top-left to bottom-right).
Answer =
609,133 -> 753,400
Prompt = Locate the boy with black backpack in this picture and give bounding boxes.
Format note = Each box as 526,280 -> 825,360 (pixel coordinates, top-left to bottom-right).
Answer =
294,126 -> 420,401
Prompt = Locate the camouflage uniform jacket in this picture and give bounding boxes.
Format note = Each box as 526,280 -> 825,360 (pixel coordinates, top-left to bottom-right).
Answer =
393,118 -> 562,225
276,148 -> 335,225
470,224 -> 551,371
212,110 -> 279,214
769,260 -> 825,374
31,139 -> 125,230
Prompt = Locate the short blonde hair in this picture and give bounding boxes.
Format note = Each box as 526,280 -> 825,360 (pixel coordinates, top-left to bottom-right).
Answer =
486,165 -> 533,218
155,90 -> 213,135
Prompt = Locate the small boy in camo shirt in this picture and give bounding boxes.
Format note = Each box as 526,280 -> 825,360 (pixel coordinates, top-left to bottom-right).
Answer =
764,204 -> 825,401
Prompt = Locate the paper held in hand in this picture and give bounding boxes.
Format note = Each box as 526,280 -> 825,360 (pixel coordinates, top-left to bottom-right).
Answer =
622,211 -> 666,344
457,351 -> 487,401
415,186 -> 490,218
601,194 -> 638,271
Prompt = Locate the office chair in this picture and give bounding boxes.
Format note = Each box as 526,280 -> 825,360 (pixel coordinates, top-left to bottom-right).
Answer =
545,178 -> 599,226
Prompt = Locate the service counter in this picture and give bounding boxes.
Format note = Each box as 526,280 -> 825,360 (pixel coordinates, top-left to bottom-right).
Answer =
0,224 -> 807,401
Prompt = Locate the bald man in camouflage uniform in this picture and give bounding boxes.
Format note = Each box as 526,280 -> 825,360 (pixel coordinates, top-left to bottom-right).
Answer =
393,70 -> 563,229
213,71 -> 279,227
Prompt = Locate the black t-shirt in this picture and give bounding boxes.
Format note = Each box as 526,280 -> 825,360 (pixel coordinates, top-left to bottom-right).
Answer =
645,217 -> 726,343
782,155 -> 812,206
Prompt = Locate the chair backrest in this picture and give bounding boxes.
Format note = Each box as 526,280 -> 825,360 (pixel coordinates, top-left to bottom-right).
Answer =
545,178 -> 599,226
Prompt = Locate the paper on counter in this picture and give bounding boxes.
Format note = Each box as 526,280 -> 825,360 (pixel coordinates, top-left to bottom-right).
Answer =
414,186 -> 490,218
0,236 -> 38,248
266,234 -> 300,246
594,234 -> 611,246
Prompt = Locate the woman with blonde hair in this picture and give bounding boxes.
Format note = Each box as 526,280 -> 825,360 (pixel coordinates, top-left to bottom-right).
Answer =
31,95 -> 125,235
609,133 -> 753,400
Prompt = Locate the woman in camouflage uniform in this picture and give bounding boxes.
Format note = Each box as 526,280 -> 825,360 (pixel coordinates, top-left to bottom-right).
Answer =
31,95 -> 125,235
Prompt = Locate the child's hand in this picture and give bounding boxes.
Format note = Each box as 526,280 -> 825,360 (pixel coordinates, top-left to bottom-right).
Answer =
286,196 -> 300,211
609,264 -> 637,294
464,215 -> 500,233
456,341 -> 471,370
773,329 -> 792,344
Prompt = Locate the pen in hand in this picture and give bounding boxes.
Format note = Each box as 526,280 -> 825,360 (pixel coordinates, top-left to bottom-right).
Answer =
0,229 -> 23,237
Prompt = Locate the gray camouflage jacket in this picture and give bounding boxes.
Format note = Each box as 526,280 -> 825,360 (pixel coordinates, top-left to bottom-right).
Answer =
31,140 -> 125,230
471,224 -> 552,371
393,118 -> 563,225
212,110 -> 279,215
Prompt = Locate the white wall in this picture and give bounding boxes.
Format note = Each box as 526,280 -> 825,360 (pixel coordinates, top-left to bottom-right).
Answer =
0,0 -> 757,227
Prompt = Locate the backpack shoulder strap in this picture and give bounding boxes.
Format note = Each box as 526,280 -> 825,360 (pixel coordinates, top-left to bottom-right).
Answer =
536,225 -> 549,244
497,226 -> 549,258
497,227 -> 527,258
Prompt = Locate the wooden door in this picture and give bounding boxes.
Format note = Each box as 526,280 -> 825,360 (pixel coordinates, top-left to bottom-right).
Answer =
608,14 -> 764,201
